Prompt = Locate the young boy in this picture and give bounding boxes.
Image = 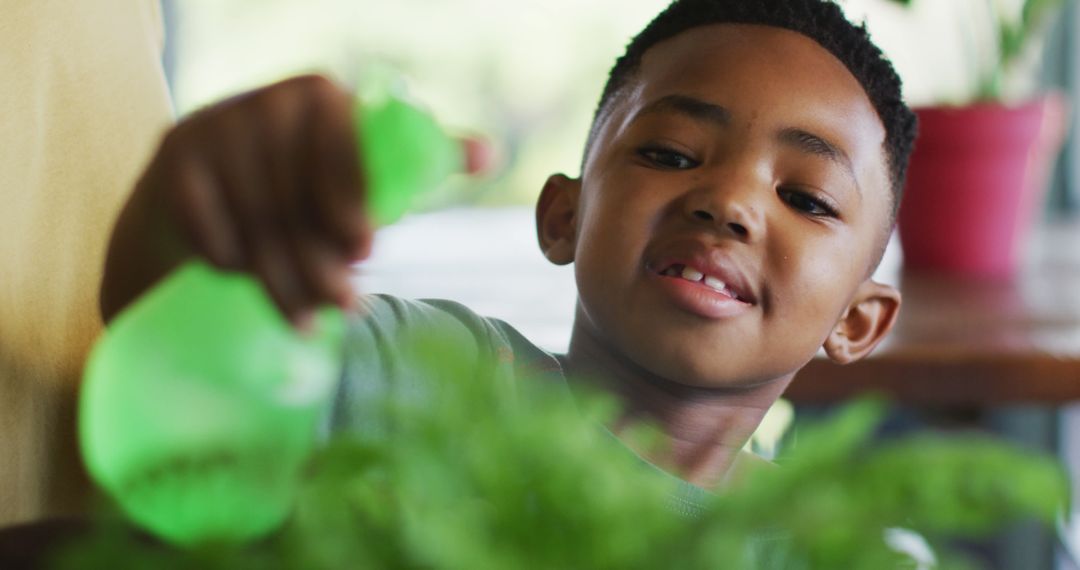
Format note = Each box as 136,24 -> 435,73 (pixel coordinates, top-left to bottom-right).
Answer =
101,0 -> 915,501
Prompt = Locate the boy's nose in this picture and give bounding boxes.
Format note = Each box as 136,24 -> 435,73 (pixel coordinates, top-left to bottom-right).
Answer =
681,182 -> 766,243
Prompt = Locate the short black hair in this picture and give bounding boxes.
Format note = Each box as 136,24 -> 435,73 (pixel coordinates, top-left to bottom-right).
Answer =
587,0 -> 917,220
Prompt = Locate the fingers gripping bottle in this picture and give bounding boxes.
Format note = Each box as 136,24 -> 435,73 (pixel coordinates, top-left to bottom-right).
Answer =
79,76 -> 463,547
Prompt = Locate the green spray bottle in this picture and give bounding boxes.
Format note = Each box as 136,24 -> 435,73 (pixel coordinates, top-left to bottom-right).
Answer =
79,75 -> 463,547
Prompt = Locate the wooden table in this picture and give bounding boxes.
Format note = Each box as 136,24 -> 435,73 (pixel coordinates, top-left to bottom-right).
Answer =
785,219 -> 1080,406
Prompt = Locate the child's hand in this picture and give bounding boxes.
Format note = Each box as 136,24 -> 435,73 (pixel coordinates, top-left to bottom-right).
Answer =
102,75 -> 372,328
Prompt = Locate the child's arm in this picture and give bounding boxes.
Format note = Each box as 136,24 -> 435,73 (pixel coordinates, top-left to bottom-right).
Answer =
100,75 -> 373,327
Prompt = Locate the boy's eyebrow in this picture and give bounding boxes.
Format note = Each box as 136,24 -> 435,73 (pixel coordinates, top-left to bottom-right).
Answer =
638,94 -> 732,126
777,127 -> 858,190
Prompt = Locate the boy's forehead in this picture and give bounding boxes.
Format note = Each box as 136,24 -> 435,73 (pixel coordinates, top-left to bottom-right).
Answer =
633,24 -> 876,131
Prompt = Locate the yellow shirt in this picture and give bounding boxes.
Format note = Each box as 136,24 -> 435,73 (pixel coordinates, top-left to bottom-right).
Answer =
0,0 -> 173,524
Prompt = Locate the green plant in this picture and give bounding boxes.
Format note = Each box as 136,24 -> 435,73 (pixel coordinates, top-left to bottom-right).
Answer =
57,333 -> 1070,569
887,0 -> 1065,100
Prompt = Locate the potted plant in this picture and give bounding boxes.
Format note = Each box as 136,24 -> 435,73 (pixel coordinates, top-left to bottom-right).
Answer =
886,0 -> 1069,277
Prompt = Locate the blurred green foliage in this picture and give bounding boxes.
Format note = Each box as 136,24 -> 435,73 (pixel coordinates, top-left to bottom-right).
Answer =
886,0 -> 1065,100
58,333 -> 1069,569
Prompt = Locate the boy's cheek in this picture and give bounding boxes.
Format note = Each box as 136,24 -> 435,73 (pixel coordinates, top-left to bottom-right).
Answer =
767,258 -> 856,343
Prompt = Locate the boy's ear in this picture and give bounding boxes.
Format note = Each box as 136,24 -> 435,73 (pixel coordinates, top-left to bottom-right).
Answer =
823,280 -> 901,365
535,173 -> 581,265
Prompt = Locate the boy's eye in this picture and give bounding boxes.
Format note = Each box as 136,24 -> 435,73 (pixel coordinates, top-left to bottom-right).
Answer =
637,146 -> 699,170
778,187 -> 839,218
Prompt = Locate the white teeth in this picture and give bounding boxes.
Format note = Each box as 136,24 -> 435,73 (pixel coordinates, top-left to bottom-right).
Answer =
661,262 -> 741,299
704,275 -> 726,292
681,266 -> 705,282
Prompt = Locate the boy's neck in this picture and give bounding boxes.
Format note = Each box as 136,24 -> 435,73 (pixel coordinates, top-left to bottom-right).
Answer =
560,326 -> 793,490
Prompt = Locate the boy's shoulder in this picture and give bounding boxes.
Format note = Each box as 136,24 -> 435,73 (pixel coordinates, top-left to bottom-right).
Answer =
352,293 -> 560,375
328,294 -> 565,435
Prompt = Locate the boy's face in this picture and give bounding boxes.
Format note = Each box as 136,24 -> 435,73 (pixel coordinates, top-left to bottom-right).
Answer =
540,24 -> 898,389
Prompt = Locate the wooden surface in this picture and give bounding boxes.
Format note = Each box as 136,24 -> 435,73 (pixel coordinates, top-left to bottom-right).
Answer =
786,219 -> 1080,405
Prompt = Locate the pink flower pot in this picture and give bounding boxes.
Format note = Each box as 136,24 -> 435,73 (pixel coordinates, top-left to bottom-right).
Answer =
897,94 -> 1067,278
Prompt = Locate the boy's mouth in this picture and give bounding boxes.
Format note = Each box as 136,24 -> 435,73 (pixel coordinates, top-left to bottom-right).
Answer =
658,263 -> 750,303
